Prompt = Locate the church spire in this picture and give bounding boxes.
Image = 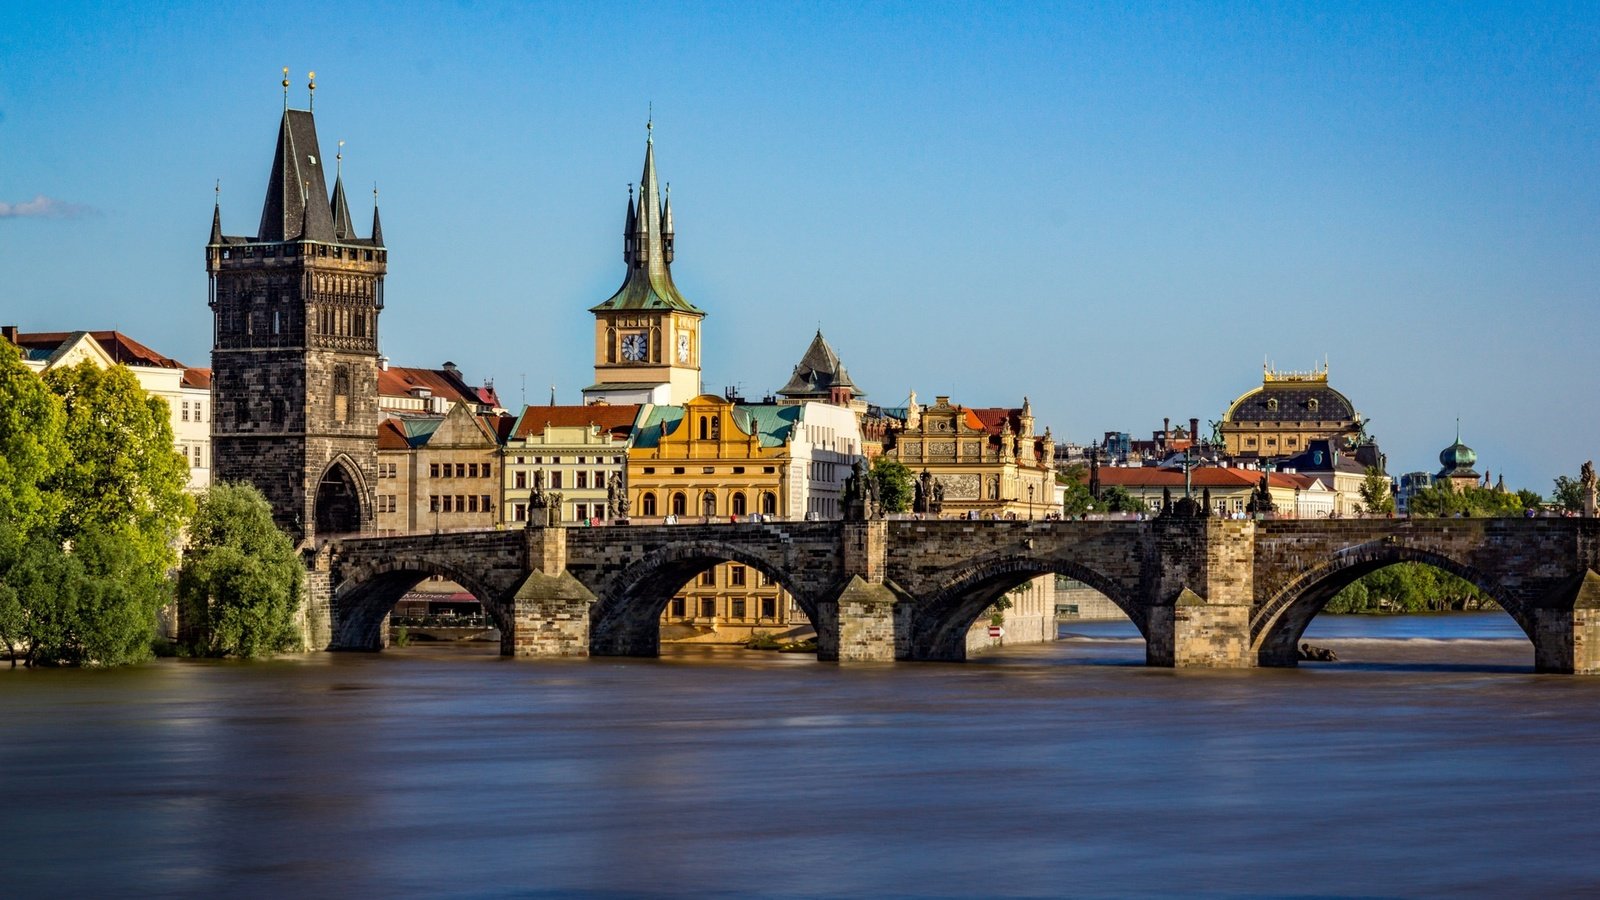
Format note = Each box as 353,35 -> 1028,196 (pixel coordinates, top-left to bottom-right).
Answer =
623,184 -> 637,264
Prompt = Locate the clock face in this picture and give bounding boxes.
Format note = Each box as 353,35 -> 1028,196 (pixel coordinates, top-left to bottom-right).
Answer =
677,332 -> 690,363
621,332 -> 649,362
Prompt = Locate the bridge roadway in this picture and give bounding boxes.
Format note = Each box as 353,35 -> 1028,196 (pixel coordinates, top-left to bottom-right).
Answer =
307,516 -> 1600,673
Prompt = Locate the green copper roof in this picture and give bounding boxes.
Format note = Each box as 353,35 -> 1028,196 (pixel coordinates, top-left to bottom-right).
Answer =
590,135 -> 703,314
632,403 -> 798,450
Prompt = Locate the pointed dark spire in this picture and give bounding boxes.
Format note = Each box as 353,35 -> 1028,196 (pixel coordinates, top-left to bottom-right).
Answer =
209,185 -> 223,245
661,184 -> 675,264
330,174 -> 354,240
257,109 -> 336,242
777,330 -> 864,400
623,184 -> 637,264
370,190 -> 384,247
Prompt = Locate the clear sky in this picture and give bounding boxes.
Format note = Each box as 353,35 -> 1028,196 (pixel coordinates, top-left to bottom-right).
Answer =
2,1 -> 1596,492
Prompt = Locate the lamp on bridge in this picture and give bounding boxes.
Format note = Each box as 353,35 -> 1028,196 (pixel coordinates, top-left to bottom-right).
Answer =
1028,483 -> 1035,521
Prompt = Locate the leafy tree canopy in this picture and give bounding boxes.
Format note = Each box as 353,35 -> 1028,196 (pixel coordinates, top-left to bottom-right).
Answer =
1358,466 -> 1395,515
179,482 -> 303,658
871,457 -> 915,514
1408,481 -> 1525,518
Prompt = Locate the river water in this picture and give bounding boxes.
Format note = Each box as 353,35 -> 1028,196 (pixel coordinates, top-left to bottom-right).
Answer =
4,613 -> 1599,897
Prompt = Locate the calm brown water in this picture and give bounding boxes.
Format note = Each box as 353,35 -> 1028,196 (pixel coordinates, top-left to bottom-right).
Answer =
4,614 -> 1599,897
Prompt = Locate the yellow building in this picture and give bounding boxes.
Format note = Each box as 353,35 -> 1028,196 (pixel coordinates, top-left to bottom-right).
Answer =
1218,363 -> 1364,459
629,395 -> 803,640
886,394 -> 1057,519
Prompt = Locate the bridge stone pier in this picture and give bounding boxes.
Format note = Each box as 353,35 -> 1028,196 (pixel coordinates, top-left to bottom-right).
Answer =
310,516 -> 1600,673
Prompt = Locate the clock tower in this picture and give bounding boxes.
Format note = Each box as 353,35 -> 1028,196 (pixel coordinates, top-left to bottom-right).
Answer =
583,123 -> 705,406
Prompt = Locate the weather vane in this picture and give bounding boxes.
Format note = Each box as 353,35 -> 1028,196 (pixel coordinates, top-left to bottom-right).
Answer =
281,67 -> 290,109
308,71 -> 316,110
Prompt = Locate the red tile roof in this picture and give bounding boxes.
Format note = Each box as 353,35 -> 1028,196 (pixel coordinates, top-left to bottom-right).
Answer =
13,330 -> 187,368
1094,467 -> 1310,490
181,367 -> 212,389
512,404 -> 641,440
378,365 -> 485,407
377,419 -> 412,450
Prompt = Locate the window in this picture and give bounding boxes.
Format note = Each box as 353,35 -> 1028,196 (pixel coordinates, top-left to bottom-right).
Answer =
515,471 -> 527,489
673,467 -> 685,474
763,467 -> 776,474
702,491 -> 716,517
513,503 -> 526,522
468,496 -> 479,513
455,464 -> 466,478
482,463 -> 492,479
762,492 -> 777,516
642,492 -> 657,516
730,566 -> 746,586
760,571 -> 775,587
442,496 -> 453,512
577,472 -> 589,490
731,598 -> 746,619
551,471 -> 563,489
430,495 -> 440,512
671,492 -> 686,516
732,493 -> 747,516
699,416 -> 709,440
430,463 -> 440,478
469,463 -> 479,478
761,597 -> 776,619
182,401 -> 190,422
699,598 -> 716,618
643,467 -> 655,475
577,457 -> 587,465
671,597 -> 686,617
732,466 -> 744,474
576,503 -> 588,520
196,403 -> 203,423
455,495 -> 465,511
699,570 -> 715,587
702,467 -> 714,475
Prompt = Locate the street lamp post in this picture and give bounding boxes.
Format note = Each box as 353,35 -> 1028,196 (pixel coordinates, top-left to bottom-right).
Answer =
1028,483 -> 1035,520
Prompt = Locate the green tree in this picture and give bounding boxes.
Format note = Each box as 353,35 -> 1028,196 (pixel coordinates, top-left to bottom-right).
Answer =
1408,481 -> 1525,519
1358,466 -> 1395,515
1100,485 -> 1146,514
871,457 -> 915,513
1325,562 -> 1493,613
1058,464 -> 1093,516
1,360 -> 191,665
179,482 -> 303,657
1552,476 -> 1586,513
0,340 -> 67,552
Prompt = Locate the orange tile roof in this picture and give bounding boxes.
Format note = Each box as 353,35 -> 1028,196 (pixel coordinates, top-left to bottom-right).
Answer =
378,365 -> 483,407
511,404 -> 641,440
181,367 -> 212,389
377,419 -> 413,450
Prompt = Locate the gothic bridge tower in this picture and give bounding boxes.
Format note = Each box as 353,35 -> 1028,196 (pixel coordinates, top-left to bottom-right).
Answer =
206,77 -> 386,541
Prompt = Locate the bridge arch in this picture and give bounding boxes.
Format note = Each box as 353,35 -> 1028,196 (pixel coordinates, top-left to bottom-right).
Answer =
1252,541 -> 1529,666
588,539 -> 822,658
314,453 -> 369,537
910,555 -> 1141,662
331,557 -> 509,652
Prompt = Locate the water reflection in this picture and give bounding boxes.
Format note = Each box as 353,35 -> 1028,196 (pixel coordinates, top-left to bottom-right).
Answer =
4,616 -> 1599,895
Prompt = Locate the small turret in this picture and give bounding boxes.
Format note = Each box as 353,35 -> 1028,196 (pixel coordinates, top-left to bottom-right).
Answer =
371,197 -> 384,247
330,174 -> 354,240
662,185 -> 675,264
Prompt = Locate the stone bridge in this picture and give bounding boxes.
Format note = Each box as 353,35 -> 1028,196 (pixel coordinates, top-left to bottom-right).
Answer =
307,517 -> 1600,673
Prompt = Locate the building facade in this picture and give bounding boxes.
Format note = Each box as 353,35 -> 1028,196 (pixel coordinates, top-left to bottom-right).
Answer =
206,99 -> 386,540
501,405 -> 639,526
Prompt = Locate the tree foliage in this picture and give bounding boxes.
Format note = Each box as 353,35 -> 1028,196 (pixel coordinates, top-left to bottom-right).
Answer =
871,457 -> 915,514
0,349 -> 191,666
1358,466 -> 1395,514
1407,481 -> 1525,518
1059,464 -> 1145,516
1325,562 -> 1494,614
179,482 -> 303,657
1551,476 -> 1588,513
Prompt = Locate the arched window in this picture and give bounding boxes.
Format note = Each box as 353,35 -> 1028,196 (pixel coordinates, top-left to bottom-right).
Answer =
606,326 -> 616,363
710,417 -> 720,440
761,492 -> 777,516
699,416 -> 709,441
671,492 -> 687,516
703,491 -> 717,517
732,492 -> 747,516
333,367 -> 351,424
641,492 -> 657,517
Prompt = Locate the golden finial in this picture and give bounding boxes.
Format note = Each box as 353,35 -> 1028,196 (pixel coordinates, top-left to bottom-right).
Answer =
282,67 -> 290,109
308,71 -> 316,110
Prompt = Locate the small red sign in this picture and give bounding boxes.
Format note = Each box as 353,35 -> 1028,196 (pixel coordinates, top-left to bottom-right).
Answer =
987,625 -> 1004,638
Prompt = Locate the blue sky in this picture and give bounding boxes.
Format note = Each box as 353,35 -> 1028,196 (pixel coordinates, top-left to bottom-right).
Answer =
2,1 -> 1596,491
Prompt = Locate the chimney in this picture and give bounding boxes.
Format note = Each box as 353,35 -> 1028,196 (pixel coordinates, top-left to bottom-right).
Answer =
1163,416 -> 1170,435
1190,418 -> 1200,442
378,355 -> 389,371
1,325 -> 17,344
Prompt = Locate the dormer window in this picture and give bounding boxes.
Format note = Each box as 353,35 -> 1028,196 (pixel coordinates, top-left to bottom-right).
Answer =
1265,398 -> 1279,412
1306,398 -> 1319,413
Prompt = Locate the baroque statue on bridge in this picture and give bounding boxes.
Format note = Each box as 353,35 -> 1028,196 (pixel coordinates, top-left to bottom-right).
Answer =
1582,460 -> 1596,518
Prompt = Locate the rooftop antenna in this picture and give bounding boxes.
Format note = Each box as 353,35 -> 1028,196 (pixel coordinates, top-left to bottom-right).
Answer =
282,67 -> 289,110
307,71 -> 316,111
